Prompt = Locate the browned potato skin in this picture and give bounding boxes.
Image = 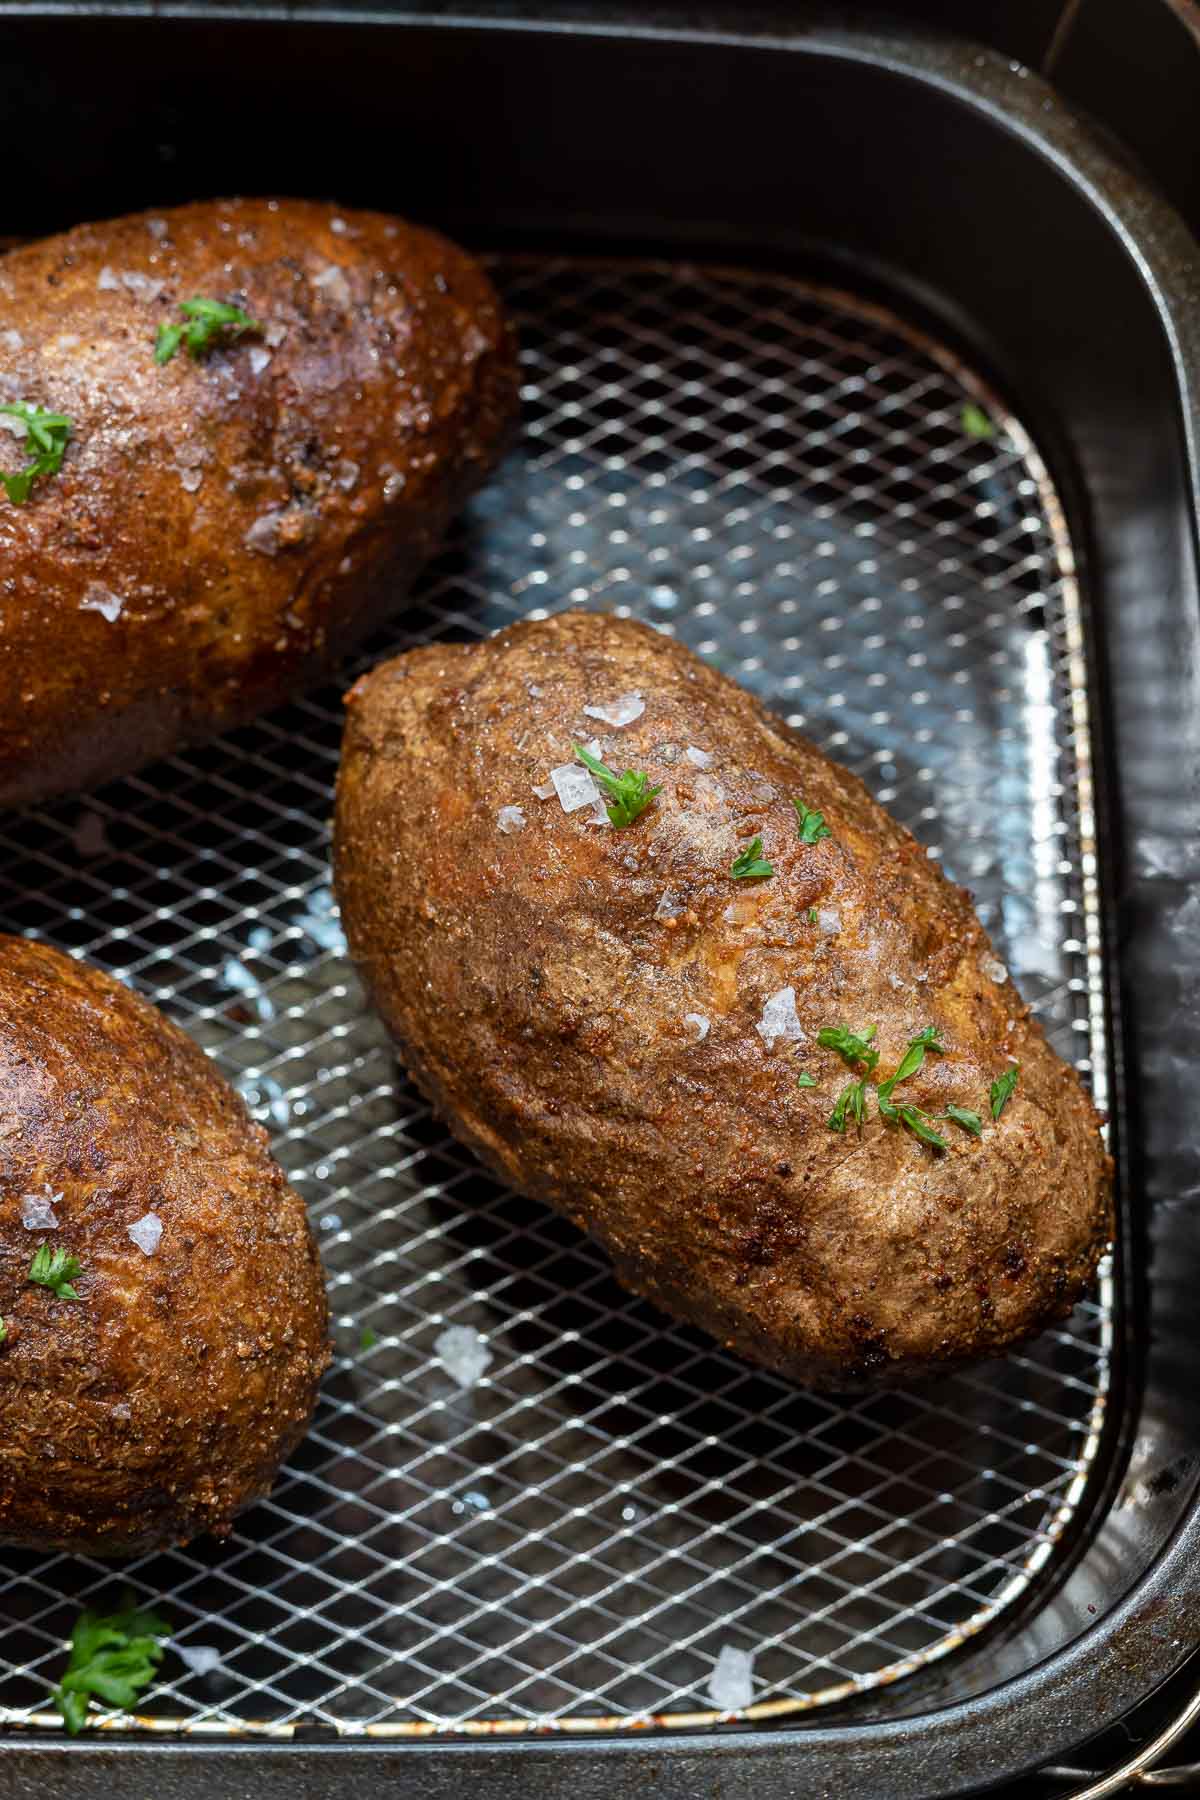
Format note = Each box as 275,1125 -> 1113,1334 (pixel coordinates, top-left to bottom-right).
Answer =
334,611 -> 1112,1390
0,198 -> 518,809
0,937 -> 329,1555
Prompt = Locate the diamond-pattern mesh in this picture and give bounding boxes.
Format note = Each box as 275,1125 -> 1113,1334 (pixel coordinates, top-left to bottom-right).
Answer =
0,260 -> 1112,1737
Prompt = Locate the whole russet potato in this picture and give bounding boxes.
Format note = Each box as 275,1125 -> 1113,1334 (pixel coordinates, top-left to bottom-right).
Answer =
0,937 -> 329,1555
333,611 -> 1112,1391
0,198 -> 518,810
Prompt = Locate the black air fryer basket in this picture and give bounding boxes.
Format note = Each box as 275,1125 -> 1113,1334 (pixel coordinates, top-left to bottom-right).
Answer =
0,7 -> 1198,1796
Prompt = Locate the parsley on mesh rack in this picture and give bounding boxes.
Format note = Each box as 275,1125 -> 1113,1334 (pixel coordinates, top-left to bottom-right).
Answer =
729,836 -> 774,880
990,1064 -> 1020,1118
155,297 -> 263,366
0,403 -> 73,505
28,1244 -> 82,1300
573,743 -> 661,828
793,798 -> 833,845
53,1597 -> 170,1735
961,401 -> 995,440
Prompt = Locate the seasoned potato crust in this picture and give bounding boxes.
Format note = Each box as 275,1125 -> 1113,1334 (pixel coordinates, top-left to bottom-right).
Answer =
0,937 -> 329,1554
335,611 -> 1111,1390
0,198 -> 517,808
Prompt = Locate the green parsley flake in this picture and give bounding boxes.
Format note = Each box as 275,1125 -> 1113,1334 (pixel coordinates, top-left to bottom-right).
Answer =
829,1078 -> 869,1132
29,1244 -> 82,1300
730,836 -> 774,880
0,403 -> 73,505
793,798 -> 832,845
573,743 -> 661,828
817,1023 -> 879,1072
360,1326 -> 379,1352
54,1598 -> 169,1735
990,1064 -> 1020,1119
877,1025 -> 944,1102
155,297 -> 263,366
896,1105 -> 947,1150
961,402 -> 995,441
795,1071 -> 817,1089
943,1104 -> 983,1138
808,907 -> 819,924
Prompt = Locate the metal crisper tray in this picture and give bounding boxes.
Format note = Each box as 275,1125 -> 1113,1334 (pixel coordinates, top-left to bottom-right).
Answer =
0,258 -> 1113,1739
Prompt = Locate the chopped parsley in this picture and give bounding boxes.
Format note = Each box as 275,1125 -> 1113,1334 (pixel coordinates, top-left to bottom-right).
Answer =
360,1326 -> 378,1352
895,1105 -> 947,1150
793,798 -> 832,845
817,1023 -> 879,1072
54,1598 -> 169,1735
829,1078 -> 870,1132
29,1245 -> 82,1300
795,1071 -> 817,1089
0,403 -> 73,504
990,1064 -> 1020,1119
0,1317 -> 6,1343
730,836 -> 774,880
573,743 -> 661,828
808,907 -> 819,924
155,297 -> 262,366
877,1025 -> 944,1102
961,402 -> 995,441
942,1104 -> 983,1138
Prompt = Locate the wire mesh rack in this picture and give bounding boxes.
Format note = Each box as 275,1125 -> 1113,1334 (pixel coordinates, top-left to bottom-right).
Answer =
0,257 -> 1113,1738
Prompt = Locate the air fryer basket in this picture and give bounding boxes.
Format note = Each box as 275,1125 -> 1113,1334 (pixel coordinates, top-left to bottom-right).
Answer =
0,12 -> 1198,1799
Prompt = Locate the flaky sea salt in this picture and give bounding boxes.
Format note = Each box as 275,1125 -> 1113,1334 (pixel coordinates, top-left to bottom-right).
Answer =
685,745 -> 712,769
222,957 -> 275,1020
122,271 -> 164,302
248,346 -> 271,375
655,889 -> 683,921
127,1212 -> 163,1256
583,691 -> 644,728
708,1645 -> 755,1711
818,907 -> 841,936
97,266 -> 121,291
79,584 -> 123,623
684,1013 -> 710,1041
497,805 -> 527,835
21,1192 -> 60,1231
244,511 -> 283,556
982,956 -> 1008,984
756,987 -> 805,1048
1,329 -> 23,351
295,886 -> 346,954
549,763 -> 601,814
312,264 -> 352,308
435,1324 -> 492,1390
146,217 -> 169,242
176,1644 -> 222,1677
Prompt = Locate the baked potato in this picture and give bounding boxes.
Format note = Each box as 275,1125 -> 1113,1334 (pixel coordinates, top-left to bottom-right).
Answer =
0,937 -> 329,1555
333,611 -> 1112,1390
0,198 -> 517,810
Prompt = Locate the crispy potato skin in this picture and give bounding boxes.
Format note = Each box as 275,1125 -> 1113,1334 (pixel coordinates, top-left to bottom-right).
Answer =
0,937 -> 329,1555
334,611 -> 1112,1390
0,198 -> 517,808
